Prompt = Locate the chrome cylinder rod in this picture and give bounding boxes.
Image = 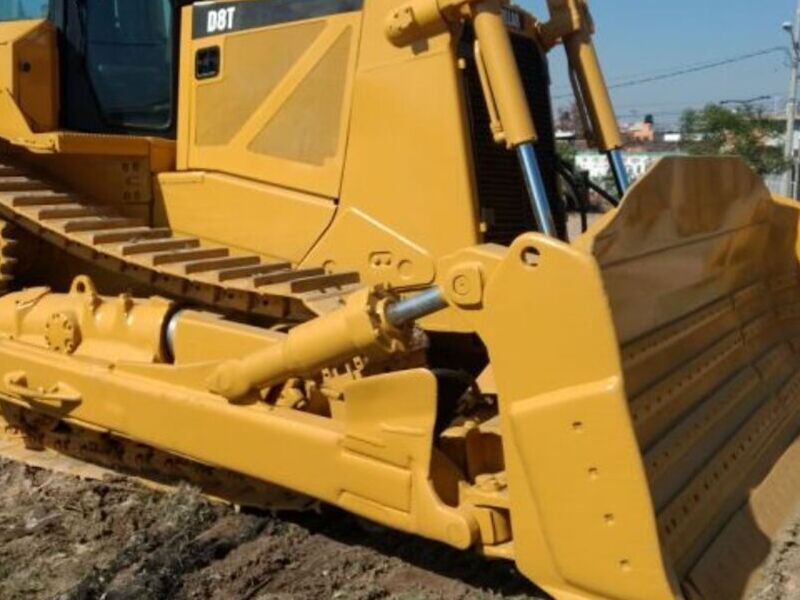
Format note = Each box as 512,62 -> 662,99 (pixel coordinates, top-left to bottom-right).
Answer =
385,287 -> 448,327
164,309 -> 185,362
608,148 -> 630,196
517,143 -> 557,237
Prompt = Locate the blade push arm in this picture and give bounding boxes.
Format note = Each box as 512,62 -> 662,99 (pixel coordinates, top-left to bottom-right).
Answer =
539,0 -> 629,195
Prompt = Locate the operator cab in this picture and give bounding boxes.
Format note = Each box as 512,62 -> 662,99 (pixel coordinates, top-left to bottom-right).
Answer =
1,0 -> 177,136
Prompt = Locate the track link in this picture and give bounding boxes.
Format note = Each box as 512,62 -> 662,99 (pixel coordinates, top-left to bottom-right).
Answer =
0,161 -> 361,319
0,218 -> 19,295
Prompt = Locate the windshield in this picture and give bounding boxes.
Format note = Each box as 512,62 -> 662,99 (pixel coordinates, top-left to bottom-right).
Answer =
0,0 -> 50,21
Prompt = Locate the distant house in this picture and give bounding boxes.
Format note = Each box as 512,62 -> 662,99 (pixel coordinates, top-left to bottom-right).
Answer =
630,115 -> 656,143
619,114 -> 656,144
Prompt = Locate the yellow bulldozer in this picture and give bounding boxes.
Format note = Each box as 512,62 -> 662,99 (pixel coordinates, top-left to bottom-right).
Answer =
0,0 -> 798,598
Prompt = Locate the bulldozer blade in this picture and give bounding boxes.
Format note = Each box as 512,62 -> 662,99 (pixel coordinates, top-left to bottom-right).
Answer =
580,156 -> 800,598
446,156 -> 800,600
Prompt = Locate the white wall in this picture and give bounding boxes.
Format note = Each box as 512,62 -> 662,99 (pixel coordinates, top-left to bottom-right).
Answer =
575,152 -> 671,182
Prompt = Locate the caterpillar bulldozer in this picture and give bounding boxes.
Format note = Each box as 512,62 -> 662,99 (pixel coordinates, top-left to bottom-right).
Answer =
1,0 -> 800,598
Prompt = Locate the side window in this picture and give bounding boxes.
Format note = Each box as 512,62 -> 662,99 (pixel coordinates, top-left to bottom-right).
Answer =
84,0 -> 173,131
0,0 -> 50,21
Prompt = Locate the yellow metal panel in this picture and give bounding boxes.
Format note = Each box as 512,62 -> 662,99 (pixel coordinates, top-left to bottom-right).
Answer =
582,158 -> 777,344
325,52 -> 479,277
0,20 -> 58,136
0,20 -> 43,92
355,0 -> 452,71
0,341 -> 475,549
574,157 -> 800,594
301,0 -> 481,295
509,377 -> 675,599
439,237 -> 677,599
24,152 -> 154,212
194,21 -> 324,147
0,90 -> 37,142
303,207 -> 436,287
155,170 -> 335,261
15,21 -> 58,132
248,27 -> 351,165
187,12 -> 361,198
340,451 -> 412,512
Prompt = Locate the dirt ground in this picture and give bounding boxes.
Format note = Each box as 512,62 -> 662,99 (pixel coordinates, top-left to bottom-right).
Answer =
0,458 -> 547,600
6,456 -> 800,600
749,516 -> 800,600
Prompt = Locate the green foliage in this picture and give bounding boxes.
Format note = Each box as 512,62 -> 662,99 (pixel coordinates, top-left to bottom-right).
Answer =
556,140 -> 577,167
598,171 -> 618,195
679,104 -> 788,175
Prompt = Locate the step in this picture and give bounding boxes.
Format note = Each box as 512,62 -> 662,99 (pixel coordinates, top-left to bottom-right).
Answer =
0,257 -> 18,274
10,193 -> 77,207
0,238 -> 17,252
0,177 -> 51,192
120,237 -> 199,256
290,272 -> 360,293
183,255 -> 260,275
37,204 -> 109,220
217,261 -> 292,282
151,247 -> 228,266
0,166 -> 24,177
92,227 -> 172,245
253,267 -> 325,288
62,217 -> 142,233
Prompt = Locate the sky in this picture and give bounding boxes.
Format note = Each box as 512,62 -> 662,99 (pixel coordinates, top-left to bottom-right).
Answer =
521,0 -> 798,127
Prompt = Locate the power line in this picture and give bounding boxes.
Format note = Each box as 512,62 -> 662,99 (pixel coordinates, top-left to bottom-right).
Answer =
553,47 -> 787,99
614,94 -> 784,118
609,48 -> 785,90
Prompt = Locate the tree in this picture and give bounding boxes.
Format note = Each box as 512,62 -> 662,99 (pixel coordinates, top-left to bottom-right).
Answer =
556,140 -> 577,166
679,104 -> 787,176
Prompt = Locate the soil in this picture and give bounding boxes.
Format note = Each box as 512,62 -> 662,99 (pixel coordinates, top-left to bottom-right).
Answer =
6,454 -> 800,600
0,458 -> 545,600
749,514 -> 800,600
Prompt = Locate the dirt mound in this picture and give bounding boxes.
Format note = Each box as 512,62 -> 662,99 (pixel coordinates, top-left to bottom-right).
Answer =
0,459 -> 543,600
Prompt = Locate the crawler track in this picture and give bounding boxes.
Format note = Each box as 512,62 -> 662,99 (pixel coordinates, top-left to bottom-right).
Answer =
0,161 -> 361,320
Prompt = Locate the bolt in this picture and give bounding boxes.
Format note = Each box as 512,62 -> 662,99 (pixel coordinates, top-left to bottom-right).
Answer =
452,274 -> 471,296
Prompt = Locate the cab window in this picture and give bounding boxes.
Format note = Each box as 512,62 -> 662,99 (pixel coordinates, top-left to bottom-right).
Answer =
83,0 -> 174,131
0,0 -> 50,21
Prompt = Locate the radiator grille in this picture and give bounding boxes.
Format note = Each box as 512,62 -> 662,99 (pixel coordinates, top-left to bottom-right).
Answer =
459,27 -> 566,244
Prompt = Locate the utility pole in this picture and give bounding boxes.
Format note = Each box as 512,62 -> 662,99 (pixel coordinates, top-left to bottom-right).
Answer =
783,0 -> 800,198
